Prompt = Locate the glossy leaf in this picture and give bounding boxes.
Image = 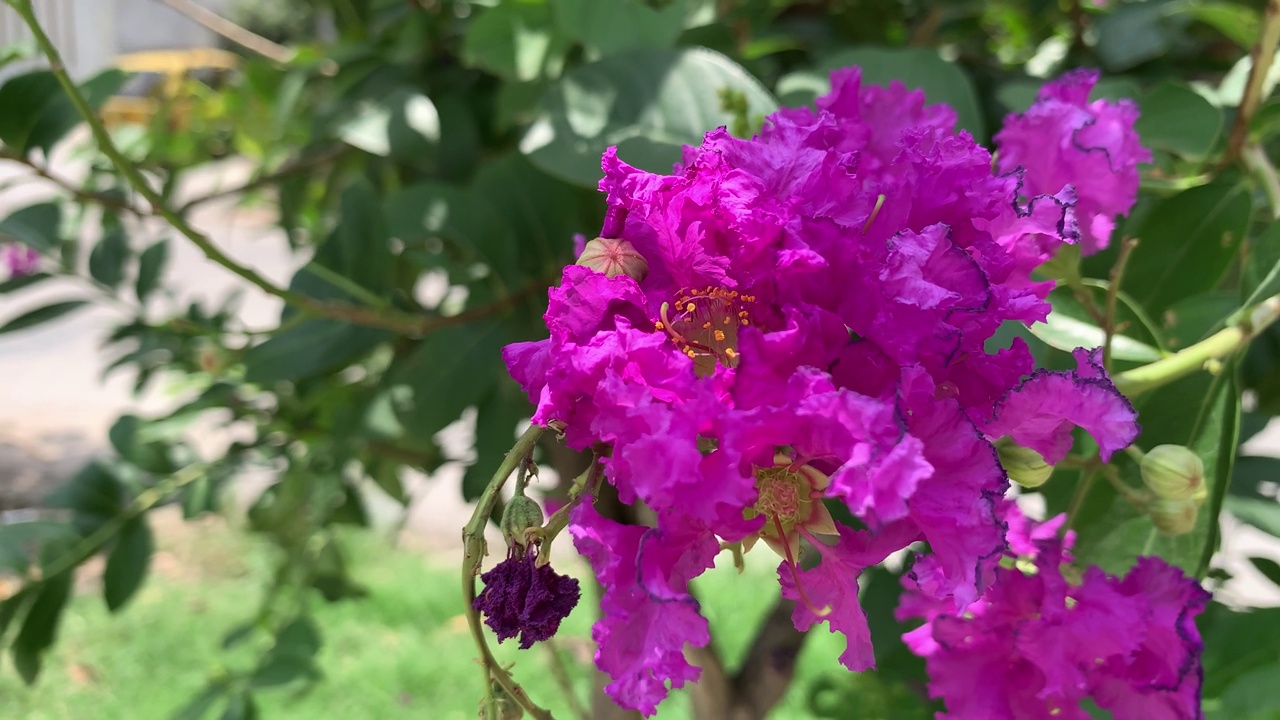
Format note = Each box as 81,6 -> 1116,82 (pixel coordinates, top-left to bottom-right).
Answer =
471,152 -> 593,274
25,69 -> 127,155
314,179 -> 393,293
135,239 -> 169,302
88,227 -> 130,289
103,516 -> 153,611
1121,178 -> 1252,315
242,319 -> 390,385
335,88 -> 440,161
552,0 -> 687,58
0,299 -> 88,335
819,47 -> 984,138
463,1 -> 562,81
1032,292 -> 1163,362
388,319 -> 509,438
0,202 -> 62,254
522,47 -> 777,186
1169,0 -> 1261,48
385,182 -> 522,283
11,570 -> 72,684
1134,82 -> 1223,160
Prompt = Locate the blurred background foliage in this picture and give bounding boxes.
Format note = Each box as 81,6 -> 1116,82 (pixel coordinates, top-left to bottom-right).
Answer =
2,0 -> 1280,718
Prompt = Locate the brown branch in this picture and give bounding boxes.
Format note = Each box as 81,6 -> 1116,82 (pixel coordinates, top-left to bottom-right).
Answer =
0,147 -> 147,217
153,0 -> 294,64
1227,0 -> 1280,162
177,146 -> 350,214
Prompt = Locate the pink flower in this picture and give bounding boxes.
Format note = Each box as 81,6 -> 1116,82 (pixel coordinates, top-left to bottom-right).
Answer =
504,67 -> 1140,715
995,69 -> 1150,255
3,243 -> 38,277
902,536 -> 1209,720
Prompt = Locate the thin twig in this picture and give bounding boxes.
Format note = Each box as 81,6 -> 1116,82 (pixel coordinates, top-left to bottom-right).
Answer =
1102,237 -> 1139,371
1227,0 -> 1280,162
0,147 -> 146,217
1243,143 -> 1280,220
1066,467 -> 1099,530
176,146 -> 349,214
153,0 -> 294,64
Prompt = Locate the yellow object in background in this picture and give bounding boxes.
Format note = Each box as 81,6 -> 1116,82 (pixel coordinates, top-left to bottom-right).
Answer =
100,48 -> 239,130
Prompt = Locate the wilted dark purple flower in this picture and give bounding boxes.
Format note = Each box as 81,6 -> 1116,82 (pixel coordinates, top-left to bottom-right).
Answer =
473,544 -> 581,649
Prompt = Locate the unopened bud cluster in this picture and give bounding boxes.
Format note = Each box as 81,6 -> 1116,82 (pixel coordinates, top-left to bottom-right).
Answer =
997,443 -> 1053,488
1141,445 -> 1206,536
501,494 -> 544,550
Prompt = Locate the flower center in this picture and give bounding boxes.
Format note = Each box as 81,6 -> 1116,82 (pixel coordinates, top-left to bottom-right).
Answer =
655,286 -> 754,374
742,455 -> 835,560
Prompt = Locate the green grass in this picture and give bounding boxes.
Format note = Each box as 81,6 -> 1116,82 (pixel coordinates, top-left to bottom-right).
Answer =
0,512 -> 853,719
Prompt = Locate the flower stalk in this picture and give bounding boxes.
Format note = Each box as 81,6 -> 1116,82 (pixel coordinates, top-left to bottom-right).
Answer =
461,424 -> 555,720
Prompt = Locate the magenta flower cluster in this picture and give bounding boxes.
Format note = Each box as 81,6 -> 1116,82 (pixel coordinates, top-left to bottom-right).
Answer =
2,242 -> 38,278
488,67 -> 1203,716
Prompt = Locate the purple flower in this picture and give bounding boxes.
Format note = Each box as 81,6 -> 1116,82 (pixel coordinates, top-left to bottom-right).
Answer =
504,67 -> 1141,715
3,243 -> 38,278
472,543 -> 581,650
901,535 -> 1209,720
995,69 -> 1150,255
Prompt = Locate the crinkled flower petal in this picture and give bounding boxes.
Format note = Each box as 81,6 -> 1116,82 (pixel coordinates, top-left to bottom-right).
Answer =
983,347 -> 1140,463
473,546 -> 581,650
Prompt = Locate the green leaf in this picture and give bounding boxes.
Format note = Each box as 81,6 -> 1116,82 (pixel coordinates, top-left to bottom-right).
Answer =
1033,289 -> 1162,362
1244,219 -> 1280,311
0,300 -> 87,335
471,153 -> 592,273
135,239 -> 169,301
522,47 -> 777,186
1232,455 -> 1280,500
1201,603 -> 1280,696
0,202 -> 62,254
103,516 -> 152,611
463,1 -> 561,81
0,71 -> 63,152
462,380 -> 529,501
45,462 -> 125,537
818,47 -> 984,138
0,272 -> 51,294
385,182 -> 522,284
170,684 -> 226,720
1250,557 -> 1280,588
1227,496 -> 1280,537
1168,0 -> 1261,48
314,179 -> 393,293
1160,292 -> 1240,349
1095,0 -> 1185,71
552,0 -> 687,58
1212,663 -> 1280,720
1134,82 -> 1223,160
389,320 -> 510,438
250,616 -> 322,688
219,691 -> 258,720
25,69 -> 127,155
242,319 -> 390,384
11,570 -> 72,684
334,87 -> 440,160
88,227 -> 130,289
1121,178 -> 1253,315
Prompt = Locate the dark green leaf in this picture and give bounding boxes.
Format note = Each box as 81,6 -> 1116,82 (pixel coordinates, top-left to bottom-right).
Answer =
44,462 -> 125,537
0,590 -> 34,646
1134,82 -> 1223,160
242,319 -> 390,384
552,0 -> 687,58
818,47 -> 984,138
11,570 -> 72,684
385,182 -> 522,283
462,380 -> 529,501
522,47 -> 777,186
219,691 -> 258,720
0,300 -> 87,335
1228,496 -> 1280,537
334,87 -> 440,160
1161,291 -> 1239,349
1095,0 -> 1185,71
1122,179 -> 1252,315
1212,663 -> 1280,720
103,516 -> 153,611
1189,363 -> 1241,575
250,616 -> 322,688
0,202 -> 62,254
1250,557 -> 1280,588
88,227 -> 129,289
471,153 -> 592,274
25,69 -> 126,155
0,71 -> 64,152
136,239 -> 169,301
170,684 -> 226,720
314,179 -> 392,293
1201,603 -> 1280,697
0,272 -> 51,294
389,320 -> 509,438
1169,1 -> 1262,48
464,1 -> 562,81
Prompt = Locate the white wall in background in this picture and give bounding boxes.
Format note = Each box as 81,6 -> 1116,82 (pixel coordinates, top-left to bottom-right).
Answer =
0,0 -> 116,80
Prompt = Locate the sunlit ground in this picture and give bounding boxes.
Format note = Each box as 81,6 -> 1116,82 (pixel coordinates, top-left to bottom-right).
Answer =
0,508 -> 857,720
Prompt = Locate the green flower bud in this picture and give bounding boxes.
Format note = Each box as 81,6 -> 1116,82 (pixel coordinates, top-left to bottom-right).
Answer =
500,494 -> 544,550
1150,497 -> 1198,536
576,237 -> 649,282
997,442 -> 1053,488
1140,445 -> 1205,503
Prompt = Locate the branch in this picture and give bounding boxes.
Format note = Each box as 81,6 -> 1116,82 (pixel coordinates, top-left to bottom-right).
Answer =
1114,293 -> 1280,396
1227,0 -> 1280,162
152,0 -> 293,64
176,146 -> 349,214
1102,237 -> 1138,372
10,0 -> 545,339
0,147 -> 147,217
728,596 -> 807,718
